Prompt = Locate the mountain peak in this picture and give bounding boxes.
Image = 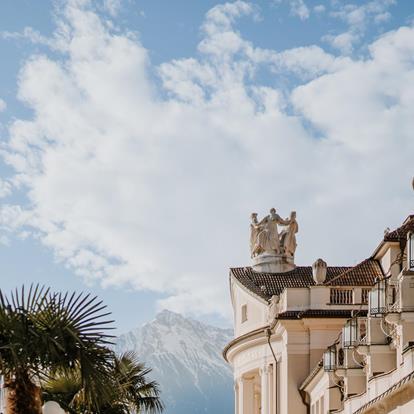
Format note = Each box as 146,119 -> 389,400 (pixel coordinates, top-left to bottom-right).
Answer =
116,311 -> 233,414
155,308 -> 184,323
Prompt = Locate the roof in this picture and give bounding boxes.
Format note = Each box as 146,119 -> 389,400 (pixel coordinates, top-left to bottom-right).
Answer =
384,215 -> 414,242
277,309 -> 367,319
231,266 -> 348,300
230,260 -> 382,301
324,259 -> 383,286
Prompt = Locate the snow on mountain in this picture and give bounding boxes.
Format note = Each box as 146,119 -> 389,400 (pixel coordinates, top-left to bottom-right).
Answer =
115,310 -> 234,414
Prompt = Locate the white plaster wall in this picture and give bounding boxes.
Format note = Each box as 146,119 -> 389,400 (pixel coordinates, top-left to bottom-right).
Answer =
232,282 -> 268,337
380,245 -> 400,278
309,371 -> 330,413
310,286 -> 330,309
285,288 -> 309,310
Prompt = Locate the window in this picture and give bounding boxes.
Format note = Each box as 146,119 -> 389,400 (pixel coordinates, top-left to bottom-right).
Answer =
323,345 -> 337,371
338,348 -> 344,366
241,304 -> 248,323
359,319 -> 367,343
330,288 -> 353,304
361,288 -> 370,304
369,279 -> 387,315
409,232 -> 414,270
342,318 -> 358,348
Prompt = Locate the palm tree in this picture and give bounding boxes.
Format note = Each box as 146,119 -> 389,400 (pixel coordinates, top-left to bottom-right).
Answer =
43,351 -> 163,414
0,285 -> 115,414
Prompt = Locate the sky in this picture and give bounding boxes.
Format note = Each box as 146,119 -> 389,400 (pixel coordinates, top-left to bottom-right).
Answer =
0,0 -> 413,334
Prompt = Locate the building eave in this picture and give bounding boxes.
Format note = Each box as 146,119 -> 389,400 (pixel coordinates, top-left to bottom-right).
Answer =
371,240 -> 400,261
300,360 -> 323,392
229,270 -> 270,305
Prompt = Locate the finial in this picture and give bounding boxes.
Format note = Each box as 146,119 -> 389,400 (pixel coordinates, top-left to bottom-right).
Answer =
312,258 -> 327,284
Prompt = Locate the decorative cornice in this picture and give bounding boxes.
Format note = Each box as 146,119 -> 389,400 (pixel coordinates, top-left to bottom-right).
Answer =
222,325 -> 269,362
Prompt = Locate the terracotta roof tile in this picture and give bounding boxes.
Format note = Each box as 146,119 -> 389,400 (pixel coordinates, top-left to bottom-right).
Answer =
277,309 -> 367,319
231,259 -> 383,300
230,266 -> 350,300
324,259 -> 383,286
384,215 -> 414,242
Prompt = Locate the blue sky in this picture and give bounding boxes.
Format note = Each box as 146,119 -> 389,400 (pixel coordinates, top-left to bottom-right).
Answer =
0,0 -> 414,333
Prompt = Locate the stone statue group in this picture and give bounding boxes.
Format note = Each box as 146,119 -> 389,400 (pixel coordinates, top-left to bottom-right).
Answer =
250,208 -> 298,258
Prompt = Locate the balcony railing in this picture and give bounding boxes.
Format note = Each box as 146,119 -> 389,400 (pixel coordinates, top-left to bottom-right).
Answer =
330,289 -> 353,305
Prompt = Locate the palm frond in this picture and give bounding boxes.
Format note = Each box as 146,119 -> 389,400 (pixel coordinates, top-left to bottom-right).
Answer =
0,285 -> 117,412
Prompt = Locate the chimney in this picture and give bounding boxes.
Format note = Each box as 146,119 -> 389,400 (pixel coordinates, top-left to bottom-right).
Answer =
312,258 -> 327,285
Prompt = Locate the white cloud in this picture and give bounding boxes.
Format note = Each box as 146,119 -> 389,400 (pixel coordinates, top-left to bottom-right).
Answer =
103,0 -> 121,16
0,98 -> 6,112
322,31 -> 360,55
375,12 -> 391,24
324,0 -> 396,54
1,0 -> 414,319
314,5 -> 325,14
333,0 -> 395,27
0,179 -> 11,198
1,27 -> 58,49
268,45 -> 351,78
289,0 -> 310,20
274,0 -> 310,20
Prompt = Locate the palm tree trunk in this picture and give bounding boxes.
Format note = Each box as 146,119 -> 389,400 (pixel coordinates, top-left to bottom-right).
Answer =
5,371 -> 42,414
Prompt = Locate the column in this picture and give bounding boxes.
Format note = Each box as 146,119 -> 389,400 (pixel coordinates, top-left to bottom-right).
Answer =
254,392 -> 261,414
237,378 -> 243,414
243,377 -> 255,414
260,365 -> 272,414
238,376 -> 255,414
268,364 -> 274,414
235,380 -> 239,414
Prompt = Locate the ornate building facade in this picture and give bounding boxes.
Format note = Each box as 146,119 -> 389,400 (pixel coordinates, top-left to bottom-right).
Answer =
224,207 -> 414,414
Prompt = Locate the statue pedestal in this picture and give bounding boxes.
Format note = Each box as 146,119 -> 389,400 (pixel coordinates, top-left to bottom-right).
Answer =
252,253 -> 295,273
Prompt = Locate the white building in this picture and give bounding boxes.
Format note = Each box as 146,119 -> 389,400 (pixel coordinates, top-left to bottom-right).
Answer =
224,208 -> 414,414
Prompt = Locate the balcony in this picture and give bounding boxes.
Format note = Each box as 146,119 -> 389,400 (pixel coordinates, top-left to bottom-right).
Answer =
330,288 -> 353,305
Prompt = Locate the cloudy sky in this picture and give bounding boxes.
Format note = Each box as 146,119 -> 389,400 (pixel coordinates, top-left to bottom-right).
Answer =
0,0 -> 413,332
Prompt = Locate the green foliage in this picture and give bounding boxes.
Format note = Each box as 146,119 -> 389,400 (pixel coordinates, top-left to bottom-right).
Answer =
43,352 -> 163,414
0,285 -> 116,412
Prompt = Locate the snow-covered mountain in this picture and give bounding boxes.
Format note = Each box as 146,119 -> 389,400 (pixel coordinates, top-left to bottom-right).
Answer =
115,310 -> 234,414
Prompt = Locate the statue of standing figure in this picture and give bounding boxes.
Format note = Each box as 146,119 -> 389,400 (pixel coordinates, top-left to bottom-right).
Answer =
279,211 -> 298,257
250,208 -> 298,258
250,213 -> 261,257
